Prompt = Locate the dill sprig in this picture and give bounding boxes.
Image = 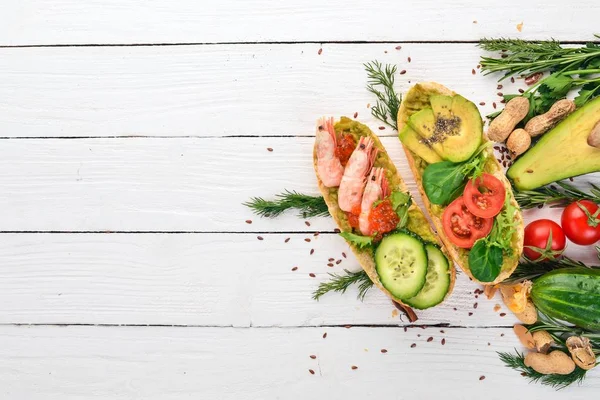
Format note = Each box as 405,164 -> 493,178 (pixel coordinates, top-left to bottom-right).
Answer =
498,350 -> 588,390
312,269 -> 374,301
364,61 -> 402,130
515,181 -> 600,210
244,190 -> 328,218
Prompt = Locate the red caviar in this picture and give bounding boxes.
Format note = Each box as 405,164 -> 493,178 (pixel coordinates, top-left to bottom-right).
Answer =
336,133 -> 356,167
368,199 -> 399,239
346,205 -> 361,229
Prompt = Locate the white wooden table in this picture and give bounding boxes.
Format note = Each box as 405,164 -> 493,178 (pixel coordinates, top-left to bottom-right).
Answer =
2,2 -> 600,398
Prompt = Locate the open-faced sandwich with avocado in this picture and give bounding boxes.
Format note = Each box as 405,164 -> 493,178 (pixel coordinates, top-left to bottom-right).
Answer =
397,83 -> 524,285
313,116 -> 455,309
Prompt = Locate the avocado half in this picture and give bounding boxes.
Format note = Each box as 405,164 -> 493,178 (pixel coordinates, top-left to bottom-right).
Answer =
508,97 -> 600,191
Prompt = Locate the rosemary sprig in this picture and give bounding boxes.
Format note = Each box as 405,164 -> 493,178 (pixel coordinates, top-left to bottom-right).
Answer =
515,181 -> 600,209
312,269 -> 374,301
499,350 -> 588,390
503,255 -> 599,284
244,190 -> 328,218
364,61 -> 402,130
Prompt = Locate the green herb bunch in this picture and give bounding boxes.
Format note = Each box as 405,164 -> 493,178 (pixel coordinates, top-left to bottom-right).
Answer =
364,61 -> 402,130
479,35 -> 600,120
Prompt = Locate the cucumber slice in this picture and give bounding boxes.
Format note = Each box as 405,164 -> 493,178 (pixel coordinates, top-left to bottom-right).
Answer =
405,244 -> 451,309
375,232 -> 428,300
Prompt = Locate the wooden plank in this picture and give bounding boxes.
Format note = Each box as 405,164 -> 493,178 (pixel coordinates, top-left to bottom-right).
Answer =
3,1 -> 598,45
0,43 -> 539,138
0,232 -> 520,327
0,232 -> 597,327
0,136 -> 598,233
0,325 -> 598,398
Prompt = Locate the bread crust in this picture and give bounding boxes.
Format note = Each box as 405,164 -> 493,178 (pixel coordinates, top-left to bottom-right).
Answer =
397,83 -> 524,285
313,118 -> 455,307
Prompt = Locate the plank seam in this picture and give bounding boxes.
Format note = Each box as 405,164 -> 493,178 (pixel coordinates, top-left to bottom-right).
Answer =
1,323 -> 513,329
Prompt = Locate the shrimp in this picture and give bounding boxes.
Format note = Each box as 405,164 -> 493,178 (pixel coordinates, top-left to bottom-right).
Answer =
338,136 -> 378,212
358,167 -> 389,236
315,117 -> 344,187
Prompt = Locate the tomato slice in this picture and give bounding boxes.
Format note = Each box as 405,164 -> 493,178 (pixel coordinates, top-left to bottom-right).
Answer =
463,173 -> 506,218
442,196 -> 494,249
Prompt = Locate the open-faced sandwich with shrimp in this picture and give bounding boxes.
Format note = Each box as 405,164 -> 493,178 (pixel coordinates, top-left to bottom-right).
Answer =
313,116 -> 455,309
397,83 -> 524,285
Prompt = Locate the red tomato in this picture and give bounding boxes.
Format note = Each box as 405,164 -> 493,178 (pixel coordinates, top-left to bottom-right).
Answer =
442,196 -> 494,249
561,200 -> 600,245
523,219 -> 566,261
463,173 -> 506,218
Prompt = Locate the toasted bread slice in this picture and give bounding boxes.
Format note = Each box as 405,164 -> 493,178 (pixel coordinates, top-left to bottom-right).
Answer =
313,117 -> 455,307
397,83 -> 524,285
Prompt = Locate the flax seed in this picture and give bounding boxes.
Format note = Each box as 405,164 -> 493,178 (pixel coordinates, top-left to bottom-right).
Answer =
336,259 -> 342,264
257,236 -> 264,240
310,355 -> 316,359
318,48 -> 322,55
493,102 -> 497,109
351,366 -> 358,370
323,332 -> 327,338
381,349 -> 388,353
309,369 -> 315,375
305,221 -> 311,226
334,228 -> 341,233
468,312 -> 473,316
500,313 -> 506,317
354,112 -> 358,118
408,57 -> 411,62
479,376 -> 485,381
511,77 -> 515,83
472,69 -> 476,75
411,343 -> 416,348
427,337 -> 433,342
441,338 -> 446,345
309,273 -> 316,278
497,84 -> 503,90
501,333 -> 505,337
291,266 -> 298,271
518,88 -> 524,94
305,238 -> 311,243
440,330 -> 445,333
474,303 -> 478,309
328,258 -> 334,262
404,327 -> 407,332
245,220 -> 252,224
327,263 -> 334,267
267,147 -> 273,152
285,237 -> 290,243
379,126 -> 385,130
342,252 -> 347,258
310,249 -> 314,255
395,46 -> 402,50
400,70 -> 407,75
497,92 -> 503,97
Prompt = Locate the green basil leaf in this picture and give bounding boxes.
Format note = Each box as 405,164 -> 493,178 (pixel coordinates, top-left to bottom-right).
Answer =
339,232 -> 373,249
422,161 -> 466,206
468,241 -> 503,282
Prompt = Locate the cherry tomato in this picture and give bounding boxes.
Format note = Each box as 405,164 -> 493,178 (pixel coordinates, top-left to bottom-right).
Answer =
523,219 -> 566,261
442,196 -> 494,249
561,200 -> 600,245
463,173 -> 506,218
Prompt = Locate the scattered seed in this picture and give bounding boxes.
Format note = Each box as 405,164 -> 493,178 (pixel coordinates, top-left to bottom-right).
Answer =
468,312 -> 473,316
475,295 -> 479,299
334,228 -> 341,233
400,70 -> 407,75
257,236 -> 264,241
479,102 -> 485,106
305,221 -> 311,227
310,355 -> 316,359
291,266 -> 298,271
477,64 -> 481,69
410,343 -> 416,348
493,102 -> 497,109
318,48 -> 323,55
345,325 -> 352,329
267,147 -> 273,152
285,237 -> 290,243
351,366 -> 358,370
327,263 -> 334,267
521,372 -> 528,376
441,338 -> 446,345
313,232 -> 319,237
354,112 -> 358,118
408,57 -> 411,62
474,303 -> 478,309
403,327 -> 408,332
384,50 -> 388,54
501,333 -> 505,337
310,249 -> 314,255
395,46 -> 402,50
336,260 -> 342,264
309,273 -> 316,278
488,342 -> 491,346
427,337 -> 433,342
245,220 -> 252,224
497,92 -> 503,97
511,77 -> 515,83
479,375 -> 486,381
309,369 -> 315,375
503,161 -> 507,167
497,84 -> 503,90
453,308 -> 457,311
342,252 -> 347,258
379,126 -> 385,130
472,69 -> 476,75
417,334 -> 421,337
500,313 -> 506,317
569,177 -> 574,182
518,88 -> 525,94
328,258 -> 334,262
473,20 -> 477,24
440,330 -> 445,334
305,238 -> 311,243
323,332 -> 327,338
381,349 -> 388,353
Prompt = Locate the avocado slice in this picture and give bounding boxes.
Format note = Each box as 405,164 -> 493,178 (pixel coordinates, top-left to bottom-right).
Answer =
508,97 -> 600,190
408,96 -> 482,163
399,124 -> 443,164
